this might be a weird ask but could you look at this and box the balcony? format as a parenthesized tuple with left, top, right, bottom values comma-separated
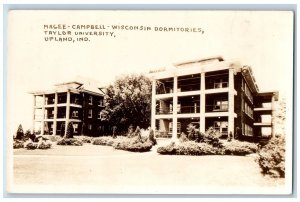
(178, 106, 200, 114)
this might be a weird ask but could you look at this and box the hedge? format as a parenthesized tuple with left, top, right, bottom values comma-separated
(257, 136, 285, 178)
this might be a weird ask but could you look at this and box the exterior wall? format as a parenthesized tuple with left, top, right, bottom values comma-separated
(32, 90, 105, 137)
(150, 58, 277, 142)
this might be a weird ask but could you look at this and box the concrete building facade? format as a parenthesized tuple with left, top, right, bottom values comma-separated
(30, 81, 105, 136)
(150, 56, 278, 141)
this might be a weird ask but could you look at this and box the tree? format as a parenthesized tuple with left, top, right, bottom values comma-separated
(102, 74, 152, 133)
(273, 99, 286, 137)
(65, 122, 74, 138)
(16, 124, 24, 140)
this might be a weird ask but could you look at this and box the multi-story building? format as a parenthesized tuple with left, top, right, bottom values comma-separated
(150, 56, 278, 141)
(30, 80, 105, 136)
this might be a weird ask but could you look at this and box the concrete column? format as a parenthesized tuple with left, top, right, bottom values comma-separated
(271, 95, 276, 137)
(151, 80, 156, 131)
(200, 72, 206, 133)
(228, 68, 235, 137)
(53, 92, 58, 135)
(172, 75, 178, 140)
(64, 90, 71, 136)
(32, 95, 36, 134)
(41, 94, 45, 135)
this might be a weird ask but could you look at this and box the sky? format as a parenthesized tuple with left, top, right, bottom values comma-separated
(6, 10, 294, 134)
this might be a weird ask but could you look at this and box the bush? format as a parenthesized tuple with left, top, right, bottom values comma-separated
(13, 140, 24, 149)
(157, 142, 177, 155)
(202, 127, 222, 147)
(257, 136, 285, 178)
(43, 135, 62, 142)
(37, 141, 52, 149)
(92, 136, 125, 146)
(179, 132, 189, 143)
(113, 137, 153, 152)
(222, 140, 258, 156)
(25, 142, 38, 150)
(157, 141, 220, 156)
(57, 138, 83, 146)
(75, 136, 93, 143)
(148, 129, 157, 145)
(66, 122, 74, 138)
(15, 124, 24, 140)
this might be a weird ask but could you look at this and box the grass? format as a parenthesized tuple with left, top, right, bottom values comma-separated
(12, 144, 284, 194)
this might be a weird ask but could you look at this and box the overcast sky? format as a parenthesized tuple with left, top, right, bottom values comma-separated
(7, 11, 294, 133)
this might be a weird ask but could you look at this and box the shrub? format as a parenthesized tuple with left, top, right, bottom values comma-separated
(13, 140, 24, 149)
(113, 136, 152, 152)
(203, 127, 223, 147)
(92, 136, 125, 146)
(25, 142, 38, 150)
(148, 129, 157, 145)
(37, 141, 52, 149)
(157, 142, 177, 155)
(127, 125, 135, 138)
(75, 136, 93, 143)
(66, 122, 74, 138)
(57, 138, 83, 146)
(157, 141, 220, 156)
(15, 124, 24, 140)
(179, 132, 189, 143)
(222, 140, 258, 156)
(257, 136, 285, 178)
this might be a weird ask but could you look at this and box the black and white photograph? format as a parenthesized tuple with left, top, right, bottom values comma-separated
(6, 10, 294, 195)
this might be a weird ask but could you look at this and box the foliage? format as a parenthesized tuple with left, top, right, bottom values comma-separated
(257, 136, 285, 178)
(127, 125, 135, 137)
(148, 129, 157, 145)
(222, 140, 258, 156)
(43, 135, 62, 142)
(16, 124, 24, 140)
(113, 136, 153, 152)
(203, 127, 223, 147)
(25, 142, 38, 150)
(179, 132, 189, 143)
(92, 136, 125, 146)
(102, 74, 152, 132)
(112, 126, 117, 138)
(186, 125, 222, 147)
(57, 138, 83, 146)
(13, 140, 24, 149)
(157, 141, 220, 156)
(157, 142, 177, 155)
(37, 141, 52, 149)
(66, 122, 74, 138)
(75, 136, 93, 143)
(23, 139, 52, 150)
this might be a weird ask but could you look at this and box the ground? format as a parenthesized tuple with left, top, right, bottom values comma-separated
(11, 143, 285, 194)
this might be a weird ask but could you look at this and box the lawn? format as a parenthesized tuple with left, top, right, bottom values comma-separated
(11, 143, 285, 194)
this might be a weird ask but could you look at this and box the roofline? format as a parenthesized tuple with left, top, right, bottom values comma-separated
(174, 56, 224, 67)
(54, 81, 83, 86)
(29, 88, 104, 96)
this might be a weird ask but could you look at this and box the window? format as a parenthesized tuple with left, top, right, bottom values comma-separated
(214, 78, 228, 89)
(98, 99, 103, 106)
(244, 102, 253, 119)
(88, 124, 92, 130)
(72, 111, 78, 118)
(88, 109, 92, 118)
(213, 121, 228, 135)
(213, 100, 228, 111)
(244, 124, 253, 136)
(245, 84, 253, 103)
(98, 111, 101, 119)
(169, 122, 181, 134)
(88, 96, 93, 105)
(74, 97, 79, 104)
(73, 123, 78, 133)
